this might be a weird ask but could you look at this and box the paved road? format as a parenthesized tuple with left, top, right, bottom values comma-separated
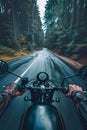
(0, 49, 87, 130)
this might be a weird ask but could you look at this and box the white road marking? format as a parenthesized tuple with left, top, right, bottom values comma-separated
(14, 59, 37, 83)
(14, 51, 50, 84)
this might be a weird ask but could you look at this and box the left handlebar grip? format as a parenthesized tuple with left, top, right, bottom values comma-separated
(21, 77, 29, 86)
(17, 85, 25, 92)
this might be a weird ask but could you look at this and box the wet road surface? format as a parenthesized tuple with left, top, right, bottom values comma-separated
(0, 49, 87, 130)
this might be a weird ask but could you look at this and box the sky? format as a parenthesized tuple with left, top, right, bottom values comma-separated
(37, 0, 47, 25)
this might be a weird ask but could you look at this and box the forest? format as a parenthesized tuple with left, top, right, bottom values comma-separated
(44, 0, 87, 63)
(0, 0, 44, 59)
(0, 0, 87, 63)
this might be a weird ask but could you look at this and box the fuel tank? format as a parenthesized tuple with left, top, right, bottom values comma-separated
(20, 104, 65, 130)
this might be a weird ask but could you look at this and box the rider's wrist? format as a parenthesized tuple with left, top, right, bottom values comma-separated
(0, 91, 12, 103)
(1, 90, 13, 97)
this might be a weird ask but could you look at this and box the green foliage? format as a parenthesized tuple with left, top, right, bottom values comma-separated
(64, 43, 76, 55)
(0, 0, 44, 52)
(44, 0, 87, 58)
(71, 54, 81, 60)
(73, 44, 87, 56)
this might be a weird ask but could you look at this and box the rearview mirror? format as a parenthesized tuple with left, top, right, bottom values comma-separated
(79, 65, 87, 80)
(0, 60, 8, 74)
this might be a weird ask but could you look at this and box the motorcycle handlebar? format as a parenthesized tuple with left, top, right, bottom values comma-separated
(17, 77, 69, 94)
(18, 84, 69, 94)
(16, 76, 70, 94)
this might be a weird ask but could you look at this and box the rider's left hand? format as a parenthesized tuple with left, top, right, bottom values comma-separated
(3, 83, 25, 97)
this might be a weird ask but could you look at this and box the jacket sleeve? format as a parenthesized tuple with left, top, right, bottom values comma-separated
(0, 91, 12, 116)
(71, 90, 87, 128)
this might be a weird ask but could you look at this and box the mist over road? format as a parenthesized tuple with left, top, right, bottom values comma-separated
(0, 49, 87, 130)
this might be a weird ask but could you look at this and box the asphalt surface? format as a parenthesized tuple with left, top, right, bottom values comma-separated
(0, 49, 87, 130)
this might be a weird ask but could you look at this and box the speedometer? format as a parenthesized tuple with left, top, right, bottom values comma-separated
(37, 72, 49, 82)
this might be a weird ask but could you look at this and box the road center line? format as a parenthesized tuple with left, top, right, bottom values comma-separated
(14, 59, 37, 83)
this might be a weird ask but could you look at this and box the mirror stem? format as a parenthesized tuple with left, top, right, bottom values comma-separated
(63, 74, 79, 79)
(8, 70, 22, 79)
(61, 73, 79, 87)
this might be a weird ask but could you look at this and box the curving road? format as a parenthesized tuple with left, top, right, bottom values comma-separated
(0, 49, 87, 130)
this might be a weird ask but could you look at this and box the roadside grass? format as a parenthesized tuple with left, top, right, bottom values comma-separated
(71, 43, 87, 64)
(55, 43, 87, 65)
(0, 45, 27, 61)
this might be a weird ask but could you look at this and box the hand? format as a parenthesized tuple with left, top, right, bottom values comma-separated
(66, 84, 83, 96)
(3, 83, 25, 97)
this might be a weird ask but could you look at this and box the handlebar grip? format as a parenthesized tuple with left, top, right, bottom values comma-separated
(21, 77, 29, 86)
(17, 85, 25, 92)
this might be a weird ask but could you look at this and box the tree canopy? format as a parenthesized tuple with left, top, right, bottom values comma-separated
(44, 0, 87, 58)
(0, 0, 44, 50)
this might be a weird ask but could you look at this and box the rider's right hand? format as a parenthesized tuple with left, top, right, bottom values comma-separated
(66, 84, 83, 96)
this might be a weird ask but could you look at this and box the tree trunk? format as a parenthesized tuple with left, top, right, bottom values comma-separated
(70, 0, 77, 39)
(11, 1, 17, 41)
